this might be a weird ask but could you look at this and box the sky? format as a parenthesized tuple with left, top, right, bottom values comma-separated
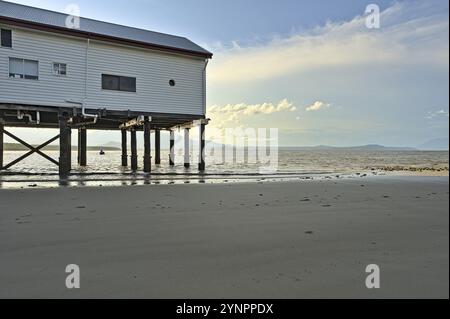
(4, 0, 450, 147)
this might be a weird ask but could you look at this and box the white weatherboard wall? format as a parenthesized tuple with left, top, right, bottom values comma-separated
(0, 25, 206, 116)
(0, 25, 86, 107)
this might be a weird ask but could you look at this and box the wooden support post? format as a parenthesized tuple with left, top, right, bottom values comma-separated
(184, 128, 190, 168)
(169, 130, 175, 166)
(155, 129, 161, 165)
(199, 123, 206, 171)
(121, 129, 128, 167)
(143, 117, 151, 173)
(78, 128, 87, 166)
(0, 122, 3, 170)
(59, 115, 72, 176)
(130, 129, 138, 171)
(77, 128, 81, 164)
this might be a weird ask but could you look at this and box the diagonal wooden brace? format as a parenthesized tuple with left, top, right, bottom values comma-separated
(2, 129, 60, 170)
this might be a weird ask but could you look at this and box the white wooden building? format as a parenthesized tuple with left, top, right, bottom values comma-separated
(0, 1, 212, 174)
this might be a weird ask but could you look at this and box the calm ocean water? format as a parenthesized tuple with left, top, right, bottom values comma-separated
(0, 149, 448, 188)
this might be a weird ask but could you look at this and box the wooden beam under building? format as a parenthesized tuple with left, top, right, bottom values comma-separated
(119, 116, 148, 130)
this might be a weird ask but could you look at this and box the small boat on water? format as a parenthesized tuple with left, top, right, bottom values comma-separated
(99, 148, 106, 155)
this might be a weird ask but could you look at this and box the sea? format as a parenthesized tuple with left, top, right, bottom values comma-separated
(0, 150, 448, 189)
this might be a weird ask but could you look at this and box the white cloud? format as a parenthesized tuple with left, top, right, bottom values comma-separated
(306, 101, 331, 112)
(208, 1, 449, 85)
(426, 109, 449, 119)
(207, 99, 297, 128)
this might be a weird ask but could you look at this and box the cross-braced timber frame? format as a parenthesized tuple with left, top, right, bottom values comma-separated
(0, 129, 60, 170)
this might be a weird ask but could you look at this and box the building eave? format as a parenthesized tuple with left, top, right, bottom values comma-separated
(0, 16, 213, 59)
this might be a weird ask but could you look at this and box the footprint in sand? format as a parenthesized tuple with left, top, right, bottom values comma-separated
(15, 218, 30, 224)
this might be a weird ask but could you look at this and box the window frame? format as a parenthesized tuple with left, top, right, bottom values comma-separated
(1, 29, 12, 48)
(101, 74, 136, 93)
(53, 62, 67, 76)
(8, 57, 39, 80)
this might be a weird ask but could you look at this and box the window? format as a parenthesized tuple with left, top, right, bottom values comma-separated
(102, 74, 136, 92)
(9, 58, 39, 80)
(120, 76, 136, 92)
(1, 29, 12, 48)
(53, 63, 67, 76)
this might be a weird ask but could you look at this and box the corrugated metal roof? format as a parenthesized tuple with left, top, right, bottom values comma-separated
(0, 0, 212, 58)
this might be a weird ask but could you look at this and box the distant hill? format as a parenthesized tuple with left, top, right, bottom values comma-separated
(281, 144, 417, 151)
(417, 138, 449, 151)
(3, 143, 120, 151)
(104, 141, 122, 149)
(348, 144, 417, 151)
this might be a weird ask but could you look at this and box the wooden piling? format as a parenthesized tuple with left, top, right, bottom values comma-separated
(0, 122, 3, 170)
(130, 129, 138, 171)
(155, 129, 161, 165)
(199, 124, 206, 171)
(169, 130, 175, 166)
(78, 128, 87, 166)
(121, 129, 128, 167)
(59, 115, 72, 176)
(77, 128, 80, 164)
(143, 117, 151, 173)
(184, 128, 190, 168)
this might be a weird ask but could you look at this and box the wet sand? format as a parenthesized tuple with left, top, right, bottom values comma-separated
(0, 176, 448, 298)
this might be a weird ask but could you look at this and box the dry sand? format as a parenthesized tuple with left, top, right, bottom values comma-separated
(0, 176, 448, 299)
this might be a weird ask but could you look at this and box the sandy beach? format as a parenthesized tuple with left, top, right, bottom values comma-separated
(0, 176, 448, 299)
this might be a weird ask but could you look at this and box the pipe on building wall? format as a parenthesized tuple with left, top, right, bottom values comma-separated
(17, 110, 40, 124)
(65, 100, 98, 124)
(64, 38, 98, 122)
(81, 38, 99, 121)
(84, 38, 90, 106)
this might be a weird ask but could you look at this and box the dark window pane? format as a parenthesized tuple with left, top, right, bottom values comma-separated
(24, 75, 39, 80)
(102, 74, 120, 90)
(53, 63, 67, 76)
(1, 29, 12, 48)
(120, 76, 136, 92)
(60, 64, 67, 75)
